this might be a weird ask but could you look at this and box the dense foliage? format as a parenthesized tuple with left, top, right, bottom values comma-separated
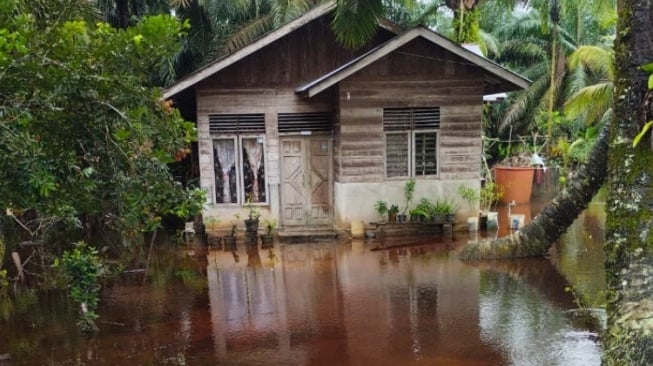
(0, 0, 203, 248)
(55, 242, 103, 333)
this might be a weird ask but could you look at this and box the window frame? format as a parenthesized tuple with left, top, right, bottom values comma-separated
(383, 108, 440, 179)
(412, 129, 439, 178)
(212, 134, 268, 206)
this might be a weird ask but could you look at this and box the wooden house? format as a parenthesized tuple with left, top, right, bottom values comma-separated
(163, 1, 530, 234)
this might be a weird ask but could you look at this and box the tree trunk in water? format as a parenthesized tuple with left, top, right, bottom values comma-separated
(602, 1, 653, 364)
(459, 123, 609, 261)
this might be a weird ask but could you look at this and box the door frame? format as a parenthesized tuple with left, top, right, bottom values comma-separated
(279, 134, 333, 227)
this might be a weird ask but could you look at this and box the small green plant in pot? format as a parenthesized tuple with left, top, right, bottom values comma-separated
(388, 204, 399, 223)
(458, 185, 479, 218)
(413, 198, 434, 223)
(374, 200, 388, 223)
(440, 198, 458, 222)
(400, 179, 416, 222)
(243, 195, 261, 233)
(260, 218, 276, 248)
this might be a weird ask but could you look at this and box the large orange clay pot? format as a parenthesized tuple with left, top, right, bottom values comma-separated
(494, 166, 536, 204)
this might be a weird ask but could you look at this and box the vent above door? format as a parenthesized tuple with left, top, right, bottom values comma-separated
(278, 112, 332, 133)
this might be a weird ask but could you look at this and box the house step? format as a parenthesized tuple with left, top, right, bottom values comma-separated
(276, 226, 338, 244)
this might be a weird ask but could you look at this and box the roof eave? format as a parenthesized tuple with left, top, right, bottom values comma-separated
(296, 27, 531, 98)
(163, 1, 338, 99)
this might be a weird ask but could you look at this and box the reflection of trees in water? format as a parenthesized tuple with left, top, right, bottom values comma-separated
(478, 269, 602, 366)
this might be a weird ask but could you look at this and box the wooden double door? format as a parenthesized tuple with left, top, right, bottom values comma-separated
(280, 136, 333, 227)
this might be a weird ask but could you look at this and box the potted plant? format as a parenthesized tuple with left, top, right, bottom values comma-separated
(388, 204, 399, 223)
(243, 195, 261, 233)
(479, 180, 503, 230)
(399, 179, 416, 223)
(440, 199, 458, 223)
(413, 198, 434, 223)
(260, 218, 276, 248)
(374, 200, 388, 223)
(493, 137, 543, 204)
(432, 199, 446, 223)
(458, 185, 480, 231)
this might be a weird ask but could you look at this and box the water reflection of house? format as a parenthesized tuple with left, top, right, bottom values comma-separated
(207, 243, 502, 364)
(164, 1, 529, 233)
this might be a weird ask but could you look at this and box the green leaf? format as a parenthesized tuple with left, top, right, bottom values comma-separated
(641, 62, 653, 73)
(633, 121, 653, 147)
(648, 74, 653, 90)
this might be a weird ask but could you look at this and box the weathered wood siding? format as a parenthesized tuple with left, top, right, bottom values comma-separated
(197, 16, 395, 89)
(335, 38, 484, 183)
(196, 89, 333, 190)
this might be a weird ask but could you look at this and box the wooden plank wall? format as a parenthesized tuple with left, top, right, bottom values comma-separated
(334, 38, 485, 183)
(196, 88, 334, 190)
(197, 16, 395, 89)
(336, 79, 483, 183)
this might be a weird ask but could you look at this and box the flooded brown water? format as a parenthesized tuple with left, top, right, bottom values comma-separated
(0, 201, 606, 365)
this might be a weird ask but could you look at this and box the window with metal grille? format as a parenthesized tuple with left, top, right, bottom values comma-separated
(213, 136, 267, 205)
(209, 113, 265, 134)
(278, 112, 332, 133)
(383, 107, 439, 178)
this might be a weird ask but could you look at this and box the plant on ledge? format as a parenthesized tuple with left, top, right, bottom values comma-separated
(480, 181, 503, 216)
(374, 200, 388, 223)
(400, 179, 416, 222)
(260, 218, 276, 248)
(388, 204, 399, 223)
(243, 195, 261, 232)
(458, 185, 480, 218)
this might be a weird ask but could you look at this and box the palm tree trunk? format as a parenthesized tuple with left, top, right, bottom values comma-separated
(459, 122, 609, 260)
(602, 0, 653, 364)
(116, 0, 130, 29)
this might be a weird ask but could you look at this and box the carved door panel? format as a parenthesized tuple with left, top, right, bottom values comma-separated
(280, 137, 332, 227)
(308, 138, 331, 225)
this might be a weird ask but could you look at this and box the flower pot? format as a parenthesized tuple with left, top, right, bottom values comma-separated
(479, 214, 488, 231)
(244, 218, 259, 233)
(467, 217, 479, 232)
(486, 211, 499, 231)
(445, 214, 456, 223)
(494, 166, 536, 204)
(432, 213, 444, 223)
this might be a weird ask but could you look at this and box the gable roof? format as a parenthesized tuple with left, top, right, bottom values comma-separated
(295, 27, 530, 98)
(163, 2, 529, 100)
(163, 2, 338, 99)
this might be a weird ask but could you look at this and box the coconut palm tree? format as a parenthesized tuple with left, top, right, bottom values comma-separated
(482, 0, 615, 157)
(93, 0, 318, 84)
(564, 44, 614, 128)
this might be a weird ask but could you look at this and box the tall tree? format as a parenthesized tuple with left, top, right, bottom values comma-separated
(0, 0, 203, 249)
(602, 0, 653, 363)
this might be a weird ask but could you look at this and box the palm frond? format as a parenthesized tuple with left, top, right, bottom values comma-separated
(564, 81, 613, 126)
(271, 0, 311, 26)
(332, 0, 384, 50)
(567, 45, 614, 81)
(499, 73, 551, 134)
(479, 29, 499, 58)
(222, 14, 274, 54)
